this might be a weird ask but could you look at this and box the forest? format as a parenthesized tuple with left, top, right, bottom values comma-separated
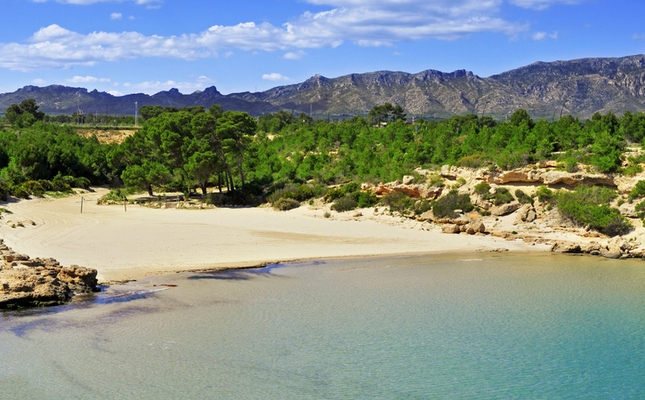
(2, 98, 645, 236)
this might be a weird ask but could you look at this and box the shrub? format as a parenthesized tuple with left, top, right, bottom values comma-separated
(11, 185, 31, 199)
(413, 200, 432, 215)
(22, 180, 45, 197)
(331, 195, 357, 212)
(636, 201, 645, 220)
(536, 185, 555, 203)
(427, 174, 445, 188)
(457, 154, 486, 168)
(557, 185, 630, 237)
(410, 172, 426, 184)
(356, 191, 379, 208)
(52, 175, 72, 192)
(38, 180, 54, 191)
(324, 182, 360, 202)
(623, 163, 643, 177)
(75, 177, 91, 189)
(98, 188, 129, 203)
(432, 190, 474, 219)
(629, 180, 645, 200)
(473, 182, 491, 196)
(381, 190, 413, 214)
(515, 189, 533, 205)
(272, 197, 300, 211)
(491, 187, 514, 206)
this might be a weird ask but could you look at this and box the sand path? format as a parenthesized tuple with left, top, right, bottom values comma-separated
(0, 189, 546, 282)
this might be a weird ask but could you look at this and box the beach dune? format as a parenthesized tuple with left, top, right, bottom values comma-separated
(0, 189, 543, 282)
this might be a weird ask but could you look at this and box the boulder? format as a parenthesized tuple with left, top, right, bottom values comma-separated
(490, 201, 521, 216)
(463, 220, 486, 235)
(550, 241, 581, 253)
(0, 240, 99, 309)
(401, 175, 415, 185)
(600, 237, 630, 259)
(619, 203, 638, 218)
(442, 224, 461, 234)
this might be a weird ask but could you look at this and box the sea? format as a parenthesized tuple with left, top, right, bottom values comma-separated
(1, 252, 645, 399)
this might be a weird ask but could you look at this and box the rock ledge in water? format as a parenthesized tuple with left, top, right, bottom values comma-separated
(0, 240, 99, 309)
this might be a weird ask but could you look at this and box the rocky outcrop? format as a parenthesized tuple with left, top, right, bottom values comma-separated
(440, 218, 486, 235)
(549, 237, 638, 259)
(487, 168, 615, 187)
(515, 204, 537, 223)
(0, 240, 99, 309)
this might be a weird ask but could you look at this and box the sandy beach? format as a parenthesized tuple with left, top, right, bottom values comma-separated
(0, 189, 550, 282)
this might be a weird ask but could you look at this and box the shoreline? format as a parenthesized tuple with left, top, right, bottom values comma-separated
(0, 188, 550, 283)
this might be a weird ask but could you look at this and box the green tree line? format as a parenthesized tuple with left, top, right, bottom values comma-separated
(3, 98, 645, 202)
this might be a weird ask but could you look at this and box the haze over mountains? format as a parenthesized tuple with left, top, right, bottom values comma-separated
(3, 55, 645, 121)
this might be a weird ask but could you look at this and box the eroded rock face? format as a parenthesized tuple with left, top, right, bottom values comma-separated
(0, 242, 99, 309)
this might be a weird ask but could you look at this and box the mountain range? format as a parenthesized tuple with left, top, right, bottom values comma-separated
(3, 54, 645, 121)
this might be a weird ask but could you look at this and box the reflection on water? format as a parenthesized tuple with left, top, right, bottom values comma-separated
(1, 253, 645, 399)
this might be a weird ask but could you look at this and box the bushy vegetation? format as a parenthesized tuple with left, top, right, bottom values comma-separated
(432, 190, 474, 219)
(556, 185, 631, 236)
(536, 185, 555, 203)
(272, 197, 301, 211)
(381, 191, 414, 214)
(2, 98, 645, 243)
(330, 195, 358, 212)
(473, 182, 515, 205)
(515, 189, 533, 205)
(629, 180, 645, 200)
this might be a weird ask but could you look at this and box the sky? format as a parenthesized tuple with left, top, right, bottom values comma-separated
(1, 0, 645, 96)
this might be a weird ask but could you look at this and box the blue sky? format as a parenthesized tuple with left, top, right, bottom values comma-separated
(1, 0, 644, 96)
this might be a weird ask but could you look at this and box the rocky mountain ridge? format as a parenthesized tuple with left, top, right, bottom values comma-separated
(2, 54, 645, 120)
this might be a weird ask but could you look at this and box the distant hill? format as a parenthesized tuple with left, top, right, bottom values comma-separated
(3, 54, 645, 120)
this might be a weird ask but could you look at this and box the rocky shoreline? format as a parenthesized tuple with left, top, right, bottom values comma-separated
(367, 163, 645, 260)
(0, 239, 99, 309)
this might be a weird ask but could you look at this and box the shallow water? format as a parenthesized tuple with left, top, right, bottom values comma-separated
(1, 253, 645, 399)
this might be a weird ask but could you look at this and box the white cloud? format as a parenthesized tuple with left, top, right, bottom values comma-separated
(3, 0, 587, 71)
(121, 76, 214, 94)
(66, 75, 111, 83)
(532, 31, 558, 40)
(107, 89, 124, 96)
(111, 13, 122, 20)
(284, 50, 306, 60)
(508, 0, 585, 10)
(32, 78, 47, 85)
(262, 73, 291, 81)
(35, 0, 162, 5)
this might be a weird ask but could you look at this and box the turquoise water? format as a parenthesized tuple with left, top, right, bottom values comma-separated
(1, 253, 645, 399)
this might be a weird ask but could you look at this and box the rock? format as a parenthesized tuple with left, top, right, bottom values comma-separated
(551, 241, 582, 253)
(470, 192, 491, 210)
(490, 201, 521, 216)
(619, 203, 638, 218)
(57, 265, 99, 294)
(0, 241, 99, 309)
(542, 171, 614, 187)
(487, 167, 614, 187)
(580, 241, 602, 254)
(526, 210, 537, 222)
(416, 210, 435, 222)
(402, 175, 415, 185)
(425, 186, 444, 200)
(514, 204, 532, 223)
(442, 224, 461, 234)
(600, 237, 630, 259)
(463, 220, 486, 235)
